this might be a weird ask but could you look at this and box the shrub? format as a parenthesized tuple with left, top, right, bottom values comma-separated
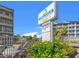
(27, 39, 76, 58)
(61, 47, 76, 57)
(27, 41, 52, 57)
(64, 40, 79, 44)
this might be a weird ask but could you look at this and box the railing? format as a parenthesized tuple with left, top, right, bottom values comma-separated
(0, 14, 13, 20)
(0, 36, 13, 58)
(0, 22, 13, 27)
(68, 24, 75, 26)
(67, 32, 75, 34)
(13, 39, 35, 58)
(76, 28, 79, 30)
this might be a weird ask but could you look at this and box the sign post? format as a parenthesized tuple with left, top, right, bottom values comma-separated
(50, 21, 53, 41)
(38, 2, 57, 41)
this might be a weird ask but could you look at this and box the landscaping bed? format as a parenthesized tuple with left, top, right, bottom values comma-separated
(26, 39, 76, 58)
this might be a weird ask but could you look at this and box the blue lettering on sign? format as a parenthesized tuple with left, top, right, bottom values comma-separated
(39, 9, 53, 20)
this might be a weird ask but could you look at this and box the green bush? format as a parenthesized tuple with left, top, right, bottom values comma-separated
(27, 39, 76, 58)
(27, 41, 52, 57)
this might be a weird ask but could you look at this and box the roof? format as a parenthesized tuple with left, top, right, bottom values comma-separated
(53, 21, 79, 25)
(0, 5, 14, 12)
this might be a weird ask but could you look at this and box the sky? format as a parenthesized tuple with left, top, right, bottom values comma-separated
(0, 1, 79, 35)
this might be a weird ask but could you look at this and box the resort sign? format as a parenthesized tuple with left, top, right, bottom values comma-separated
(38, 2, 56, 25)
(38, 2, 57, 41)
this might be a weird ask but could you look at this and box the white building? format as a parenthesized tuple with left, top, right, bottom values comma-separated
(53, 21, 79, 40)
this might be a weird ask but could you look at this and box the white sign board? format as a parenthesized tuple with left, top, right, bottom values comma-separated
(41, 22, 51, 41)
(42, 22, 50, 33)
(38, 2, 56, 25)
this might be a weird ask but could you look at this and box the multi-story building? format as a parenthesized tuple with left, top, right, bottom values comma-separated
(0, 5, 13, 45)
(53, 21, 79, 40)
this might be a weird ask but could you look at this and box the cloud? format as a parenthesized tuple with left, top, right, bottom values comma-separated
(22, 32, 38, 37)
(37, 34, 42, 38)
(22, 32, 42, 38)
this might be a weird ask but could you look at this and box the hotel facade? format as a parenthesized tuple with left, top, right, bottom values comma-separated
(53, 21, 79, 40)
(0, 5, 13, 45)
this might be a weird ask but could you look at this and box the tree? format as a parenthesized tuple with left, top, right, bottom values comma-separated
(13, 34, 21, 44)
(27, 36, 32, 40)
(53, 27, 67, 40)
(32, 35, 39, 41)
(22, 35, 39, 41)
(22, 36, 27, 38)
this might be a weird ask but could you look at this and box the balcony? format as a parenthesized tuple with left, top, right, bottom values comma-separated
(67, 32, 75, 34)
(76, 24, 79, 26)
(0, 14, 13, 20)
(0, 22, 13, 27)
(53, 27, 57, 29)
(0, 31, 13, 34)
(68, 28, 76, 30)
(76, 32, 79, 34)
(76, 25, 79, 26)
(76, 28, 79, 30)
(62, 26, 67, 27)
(57, 26, 62, 27)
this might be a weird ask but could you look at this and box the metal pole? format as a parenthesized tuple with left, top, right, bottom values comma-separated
(50, 21, 53, 41)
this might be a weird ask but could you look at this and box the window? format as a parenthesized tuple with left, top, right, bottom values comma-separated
(76, 26, 79, 29)
(0, 18, 12, 24)
(5, 20, 9, 24)
(0, 26, 2, 31)
(5, 27, 12, 32)
(0, 18, 2, 22)
(0, 10, 10, 16)
(69, 26, 74, 28)
(5, 12, 9, 16)
(0, 18, 5, 23)
(69, 34, 74, 37)
(0, 10, 3, 14)
(69, 30, 74, 32)
(5, 19, 12, 24)
(77, 30, 79, 32)
(2, 19, 5, 23)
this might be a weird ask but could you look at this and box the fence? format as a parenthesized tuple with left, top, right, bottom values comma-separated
(0, 36, 13, 58)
